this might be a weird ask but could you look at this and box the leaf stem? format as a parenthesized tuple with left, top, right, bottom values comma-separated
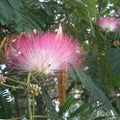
(7, 77, 26, 86)
(2, 83, 22, 89)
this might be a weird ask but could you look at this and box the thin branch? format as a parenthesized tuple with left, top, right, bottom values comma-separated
(98, 0, 103, 14)
(66, 81, 75, 96)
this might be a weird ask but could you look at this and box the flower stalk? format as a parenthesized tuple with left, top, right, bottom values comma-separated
(27, 72, 32, 120)
(32, 95, 35, 120)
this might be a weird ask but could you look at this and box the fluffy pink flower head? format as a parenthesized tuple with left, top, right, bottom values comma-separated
(97, 17, 119, 32)
(5, 31, 82, 74)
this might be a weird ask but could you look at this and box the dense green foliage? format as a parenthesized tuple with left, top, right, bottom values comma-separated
(0, 88, 13, 119)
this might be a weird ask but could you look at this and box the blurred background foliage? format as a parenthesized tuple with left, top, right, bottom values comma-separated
(0, 0, 120, 119)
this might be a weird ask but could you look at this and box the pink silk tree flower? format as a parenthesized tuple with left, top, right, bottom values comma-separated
(4, 31, 82, 74)
(97, 17, 119, 32)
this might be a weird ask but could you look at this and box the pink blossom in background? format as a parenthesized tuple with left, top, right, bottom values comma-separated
(97, 17, 119, 32)
(5, 32, 82, 74)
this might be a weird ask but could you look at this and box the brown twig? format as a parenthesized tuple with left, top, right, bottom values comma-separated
(98, 0, 103, 14)
(66, 81, 75, 96)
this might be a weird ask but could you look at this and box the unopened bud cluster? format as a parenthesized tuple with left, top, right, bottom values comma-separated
(25, 83, 42, 97)
(0, 75, 6, 84)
